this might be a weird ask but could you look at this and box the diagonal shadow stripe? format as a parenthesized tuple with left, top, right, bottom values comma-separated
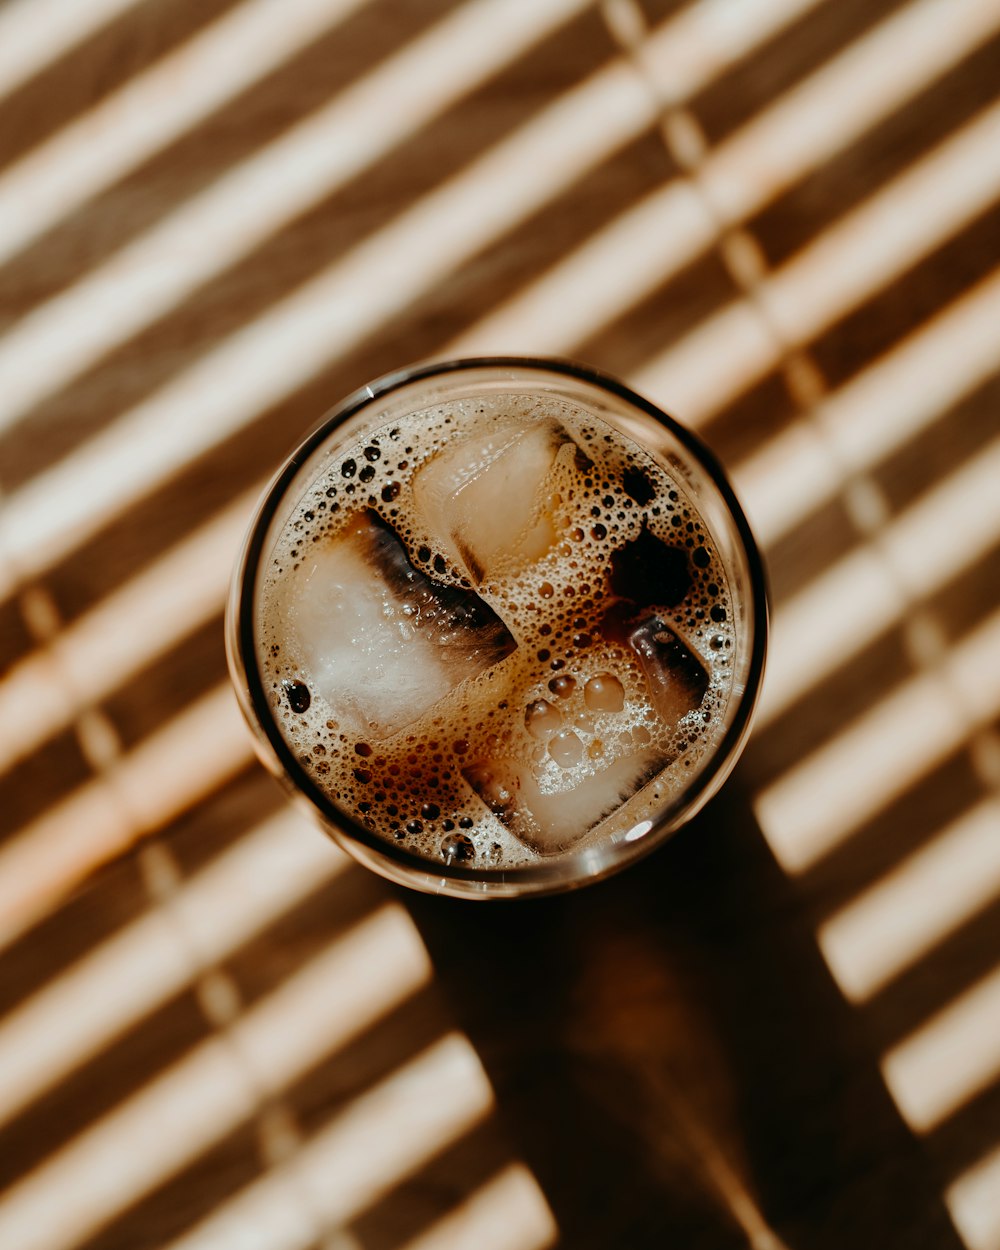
(0, 0, 598, 440)
(0, 2, 621, 491)
(0, 0, 245, 179)
(0, 0, 150, 104)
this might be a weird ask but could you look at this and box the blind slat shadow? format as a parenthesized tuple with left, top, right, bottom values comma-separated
(16, 127, 671, 625)
(0, 729, 93, 843)
(76, 984, 456, 1250)
(929, 1078, 1000, 1188)
(809, 202, 1000, 393)
(689, 0, 912, 148)
(0, 0, 244, 178)
(1, 0, 998, 1244)
(1, 0, 990, 622)
(0, 0, 598, 465)
(751, 27, 1000, 268)
(0, 0, 463, 314)
(0, 986, 212, 1194)
(799, 745, 988, 919)
(0, 69, 662, 498)
(345, 1121, 516, 1250)
(864, 895, 1000, 1055)
(0, 768, 282, 1019)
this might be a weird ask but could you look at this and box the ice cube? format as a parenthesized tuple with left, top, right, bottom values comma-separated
(626, 616, 709, 726)
(278, 511, 515, 737)
(463, 749, 665, 855)
(412, 418, 569, 582)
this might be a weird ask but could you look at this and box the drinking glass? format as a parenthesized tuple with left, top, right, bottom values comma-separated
(226, 357, 768, 898)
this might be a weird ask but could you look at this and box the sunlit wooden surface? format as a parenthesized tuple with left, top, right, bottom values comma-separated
(1, 1, 998, 1247)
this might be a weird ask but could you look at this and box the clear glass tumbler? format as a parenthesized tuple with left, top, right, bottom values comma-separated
(226, 358, 768, 898)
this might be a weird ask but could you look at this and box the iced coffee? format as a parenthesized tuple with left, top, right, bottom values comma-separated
(228, 360, 766, 897)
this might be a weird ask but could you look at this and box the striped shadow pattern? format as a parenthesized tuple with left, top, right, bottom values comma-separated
(0, 0, 998, 1246)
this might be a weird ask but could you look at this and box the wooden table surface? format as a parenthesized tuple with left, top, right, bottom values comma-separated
(1, 1, 999, 1247)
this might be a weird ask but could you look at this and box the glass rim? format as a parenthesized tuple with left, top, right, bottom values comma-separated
(229, 355, 769, 897)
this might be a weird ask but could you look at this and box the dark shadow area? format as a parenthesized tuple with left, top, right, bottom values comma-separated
(0, 0, 244, 178)
(752, 29, 1000, 269)
(0, 1, 614, 487)
(402, 779, 964, 1249)
(691, 0, 913, 148)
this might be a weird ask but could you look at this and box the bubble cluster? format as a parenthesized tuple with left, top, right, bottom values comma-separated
(258, 395, 737, 867)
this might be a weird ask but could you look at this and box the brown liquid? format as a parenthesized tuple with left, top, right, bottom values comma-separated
(258, 395, 736, 867)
